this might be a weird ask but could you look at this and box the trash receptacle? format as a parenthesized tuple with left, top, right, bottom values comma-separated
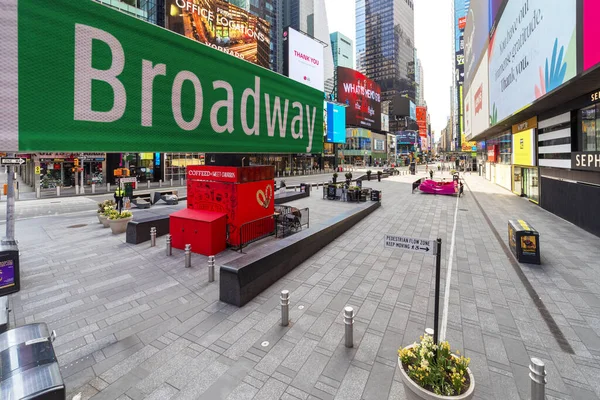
(0, 323, 65, 399)
(300, 183, 310, 194)
(370, 190, 381, 202)
(508, 220, 540, 264)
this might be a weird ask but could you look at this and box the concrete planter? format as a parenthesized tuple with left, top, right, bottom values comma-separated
(398, 345, 475, 400)
(108, 217, 133, 234)
(97, 213, 106, 224)
(99, 214, 110, 228)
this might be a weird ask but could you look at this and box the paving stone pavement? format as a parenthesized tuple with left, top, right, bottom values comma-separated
(6, 171, 600, 400)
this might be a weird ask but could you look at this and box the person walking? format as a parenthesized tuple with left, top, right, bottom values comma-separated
(114, 186, 125, 213)
(429, 169, 434, 180)
(459, 181, 464, 197)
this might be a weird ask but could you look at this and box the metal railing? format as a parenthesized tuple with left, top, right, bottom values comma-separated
(229, 215, 276, 252)
(276, 207, 309, 238)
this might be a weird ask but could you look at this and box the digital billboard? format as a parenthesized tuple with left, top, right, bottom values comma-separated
(396, 131, 418, 145)
(470, 49, 490, 139)
(166, 0, 271, 68)
(584, 0, 600, 71)
(410, 101, 417, 120)
(325, 102, 346, 144)
(3, 0, 323, 154)
(416, 106, 428, 138)
(464, 0, 489, 90)
(284, 27, 325, 91)
(489, 0, 576, 125)
(337, 67, 382, 131)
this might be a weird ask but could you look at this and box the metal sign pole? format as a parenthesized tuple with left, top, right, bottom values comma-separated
(433, 238, 442, 347)
(3, 153, 17, 245)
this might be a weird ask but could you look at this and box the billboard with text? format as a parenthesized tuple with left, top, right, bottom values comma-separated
(488, 0, 576, 125)
(284, 27, 325, 91)
(337, 67, 382, 131)
(166, 0, 271, 68)
(584, 0, 600, 71)
(0, 0, 323, 153)
(325, 102, 346, 144)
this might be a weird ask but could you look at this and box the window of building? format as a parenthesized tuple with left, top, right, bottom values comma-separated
(579, 104, 600, 151)
(487, 132, 512, 164)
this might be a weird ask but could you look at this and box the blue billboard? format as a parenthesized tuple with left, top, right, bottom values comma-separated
(396, 131, 417, 145)
(409, 101, 417, 121)
(326, 102, 346, 144)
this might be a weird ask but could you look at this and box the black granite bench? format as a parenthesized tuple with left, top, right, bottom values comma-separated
(220, 201, 381, 306)
(274, 190, 309, 204)
(126, 215, 170, 244)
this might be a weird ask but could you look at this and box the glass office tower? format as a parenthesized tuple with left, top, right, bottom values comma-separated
(358, 0, 416, 132)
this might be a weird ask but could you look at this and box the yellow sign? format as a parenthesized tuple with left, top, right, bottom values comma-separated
(512, 129, 535, 166)
(518, 220, 531, 230)
(35, 166, 41, 174)
(521, 235, 537, 253)
(512, 116, 537, 134)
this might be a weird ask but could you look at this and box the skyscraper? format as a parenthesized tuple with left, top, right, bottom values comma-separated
(415, 57, 425, 106)
(330, 32, 354, 69)
(358, 0, 416, 133)
(284, 0, 335, 94)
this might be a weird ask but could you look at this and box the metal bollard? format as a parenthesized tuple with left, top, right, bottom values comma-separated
(147, 181, 151, 189)
(75, 185, 80, 195)
(150, 227, 156, 247)
(344, 306, 354, 348)
(180, 177, 184, 186)
(81, 185, 85, 194)
(107, 183, 111, 193)
(56, 186, 60, 196)
(184, 244, 192, 268)
(166, 234, 172, 256)
(280, 290, 289, 326)
(92, 183, 96, 194)
(170, 178, 173, 186)
(159, 180, 162, 188)
(208, 255, 215, 282)
(529, 358, 546, 400)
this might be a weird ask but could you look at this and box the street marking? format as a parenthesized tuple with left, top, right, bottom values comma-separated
(440, 191, 460, 342)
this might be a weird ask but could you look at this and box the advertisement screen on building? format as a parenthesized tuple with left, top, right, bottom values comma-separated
(584, 0, 600, 71)
(416, 106, 427, 137)
(337, 67, 382, 131)
(283, 27, 325, 91)
(396, 131, 417, 145)
(469, 49, 490, 139)
(464, 0, 489, 89)
(166, 0, 271, 68)
(489, 0, 576, 126)
(381, 114, 390, 132)
(512, 129, 536, 166)
(325, 102, 346, 144)
(464, 87, 472, 140)
(410, 101, 417, 120)
(4, 0, 323, 154)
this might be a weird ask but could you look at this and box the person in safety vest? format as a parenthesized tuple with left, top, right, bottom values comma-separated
(114, 186, 125, 213)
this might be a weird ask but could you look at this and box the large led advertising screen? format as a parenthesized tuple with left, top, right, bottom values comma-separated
(325, 102, 346, 144)
(470, 49, 490, 139)
(284, 27, 325, 91)
(337, 67, 382, 131)
(584, 0, 600, 71)
(464, 0, 489, 90)
(166, 0, 271, 68)
(489, 0, 576, 125)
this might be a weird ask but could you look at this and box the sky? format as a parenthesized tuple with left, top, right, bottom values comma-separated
(325, 0, 453, 137)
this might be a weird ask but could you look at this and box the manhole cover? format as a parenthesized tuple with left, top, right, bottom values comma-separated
(67, 224, 87, 228)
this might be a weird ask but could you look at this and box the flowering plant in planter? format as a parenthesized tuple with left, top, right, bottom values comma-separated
(107, 210, 133, 220)
(98, 200, 116, 214)
(398, 334, 471, 397)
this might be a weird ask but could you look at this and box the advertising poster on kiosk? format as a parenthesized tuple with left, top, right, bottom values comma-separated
(283, 27, 325, 91)
(337, 67, 382, 131)
(166, 0, 271, 68)
(488, 0, 576, 125)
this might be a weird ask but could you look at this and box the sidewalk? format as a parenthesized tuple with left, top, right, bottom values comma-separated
(6, 173, 599, 400)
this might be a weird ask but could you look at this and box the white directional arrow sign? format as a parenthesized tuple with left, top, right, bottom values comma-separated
(1, 157, 25, 165)
(384, 234, 437, 256)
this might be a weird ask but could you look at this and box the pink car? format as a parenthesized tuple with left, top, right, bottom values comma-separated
(419, 179, 458, 196)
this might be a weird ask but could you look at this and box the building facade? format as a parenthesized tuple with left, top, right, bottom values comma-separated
(284, 0, 335, 95)
(358, 0, 416, 133)
(465, 0, 600, 237)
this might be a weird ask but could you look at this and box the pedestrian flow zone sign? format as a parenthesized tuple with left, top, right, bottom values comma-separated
(384, 234, 437, 256)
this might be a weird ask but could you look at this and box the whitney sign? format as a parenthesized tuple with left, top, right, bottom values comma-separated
(0, 0, 323, 154)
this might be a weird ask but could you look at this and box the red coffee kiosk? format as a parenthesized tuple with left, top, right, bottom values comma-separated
(170, 166, 275, 255)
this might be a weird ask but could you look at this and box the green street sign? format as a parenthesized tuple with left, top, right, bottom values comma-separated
(1, 0, 323, 154)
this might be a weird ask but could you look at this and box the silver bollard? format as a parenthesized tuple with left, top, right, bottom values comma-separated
(166, 234, 172, 256)
(147, 181, 151, 189)
(75, 185, 80, 195)
(150, 227, 156, 247)
(280, 290, 289, 326)
(81, 185, 85, 194)
(344, 306, 354, 348)
(159, 180, 162, 187)
(56, 186, 60, 196)
(180, 177, 184, 186)
(107, 183, 111, 193)
(92, 183, 96, 194)
(170, 178, 173, 186)
(529, 358, 546, 400)
(184, 244, 192, 268)
(208, 255, 215, 282)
